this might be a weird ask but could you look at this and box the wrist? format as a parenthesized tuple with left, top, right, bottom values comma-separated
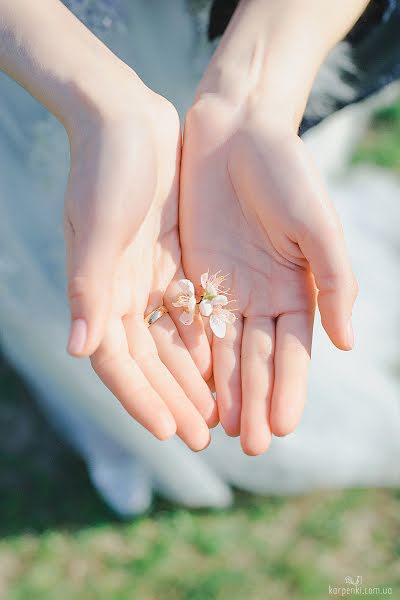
(194, 50, 310, 134)
(0, 0, 152, 138)
(196, 0, 369, 132)
(196, 16, 321, 131)
(60, 58, 149, 138)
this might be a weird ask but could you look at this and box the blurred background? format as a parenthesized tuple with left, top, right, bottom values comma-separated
(0, 89, 399, 600)
(0, 2, 399, 598)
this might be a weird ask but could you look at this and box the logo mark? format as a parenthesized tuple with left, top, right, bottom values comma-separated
(344, 576, 363, 586)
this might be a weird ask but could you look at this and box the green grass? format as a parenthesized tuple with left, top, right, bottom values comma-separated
(352, 97, 400, 170)
(1, 95, 400, 600)
(0, 359, 399, 600)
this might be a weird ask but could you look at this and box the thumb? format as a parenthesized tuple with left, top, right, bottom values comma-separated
(65, 221, 119, 357)
(299, 215, 358, 351)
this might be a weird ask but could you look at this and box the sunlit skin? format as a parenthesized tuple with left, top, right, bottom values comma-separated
(181, 97, 357, 455)
(180, 0, 365, 454)
(0, 0, 368, 452)
(0, 0, 216, 451)
(65, 87, 217, 451)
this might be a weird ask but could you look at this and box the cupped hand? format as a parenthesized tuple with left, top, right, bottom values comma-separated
(180, 96, 358, 455)
(64, 79, 217, 450)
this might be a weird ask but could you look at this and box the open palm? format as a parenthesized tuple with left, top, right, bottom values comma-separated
(65, 88, 216, 451)
(181, 97, 358, 455)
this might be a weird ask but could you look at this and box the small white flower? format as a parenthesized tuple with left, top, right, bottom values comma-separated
(200, 271, 226, 299)
(199, 294, 228, 317)
(210, 306, 236, 339)
(200, 272, 217, 297)
(172, 279, 196, 325)
(199, 272, 235, 338)
(200, 272, 209, 290)
(172, 272, 236, 337)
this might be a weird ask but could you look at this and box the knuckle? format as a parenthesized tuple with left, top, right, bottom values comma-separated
(68, 275, 88, 301)
(156, 325, 180, 344)
(316, 273, 341, 293)
(278, 341, 308, 359)
(216, 337, 241, 352)
(241, 349, 273, 364)
(318, 270, 354, 294)
(90, 352, 120, 376)
(342, 272, 359, 298)
(135, 350, 160, 369)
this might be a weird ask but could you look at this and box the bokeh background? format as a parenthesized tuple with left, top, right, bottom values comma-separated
(0, 93, 399, 600)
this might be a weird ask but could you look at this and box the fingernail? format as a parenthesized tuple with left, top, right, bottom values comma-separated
(346, 319, 354, 349)
(67, 319, 87, 356)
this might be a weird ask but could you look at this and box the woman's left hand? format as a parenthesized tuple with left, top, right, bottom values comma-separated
(180, 95, 358, 455)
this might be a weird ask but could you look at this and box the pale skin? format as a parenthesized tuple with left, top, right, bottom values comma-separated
(66, 91, 218, 450)
(0, 0, 367, 454)
(181, 0, 366, 454)
(0, 0, 216, 451)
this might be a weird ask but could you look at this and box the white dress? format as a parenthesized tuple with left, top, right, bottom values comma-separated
(0, 0, 398, 516)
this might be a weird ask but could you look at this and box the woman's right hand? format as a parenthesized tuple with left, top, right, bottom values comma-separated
(64, 75, 216, 450)
(0, 0, 215, 448)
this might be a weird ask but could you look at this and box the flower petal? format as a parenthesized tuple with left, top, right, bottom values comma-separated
(207, 283, 218, 297)
(179, 311, 194, 325)
(200, 272, 209, 290)
(199, 299, 213, 317)
(172, 298, 185, 308)
(188, 296, 197, 313)
(221, 309, 236, 324)
(210, 314, 227, 338)
(178, 279, 195, 296)
(211, 294, 228, 306)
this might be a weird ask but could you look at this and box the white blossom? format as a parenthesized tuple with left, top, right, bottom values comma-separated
(172, 272, 236, 337)
(199, 294, 228, 317)
(199, 272, 235, 338)
(172, 279, 196, 325)
(210, 307, 236, 338)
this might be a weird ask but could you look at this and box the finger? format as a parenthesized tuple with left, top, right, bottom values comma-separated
(240, 317, 274, 456)
(270, 310, 314, 437)
(124, 315, 211, 451)
(149, 313, 219, 428)
(65, 219, 119, 358)
(207, 374, 215, 394)
(212, 318, 243, 436)
(298, 212, 358, 351)
(91, 318, 176, 441)
(165, 274, 212, 381)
